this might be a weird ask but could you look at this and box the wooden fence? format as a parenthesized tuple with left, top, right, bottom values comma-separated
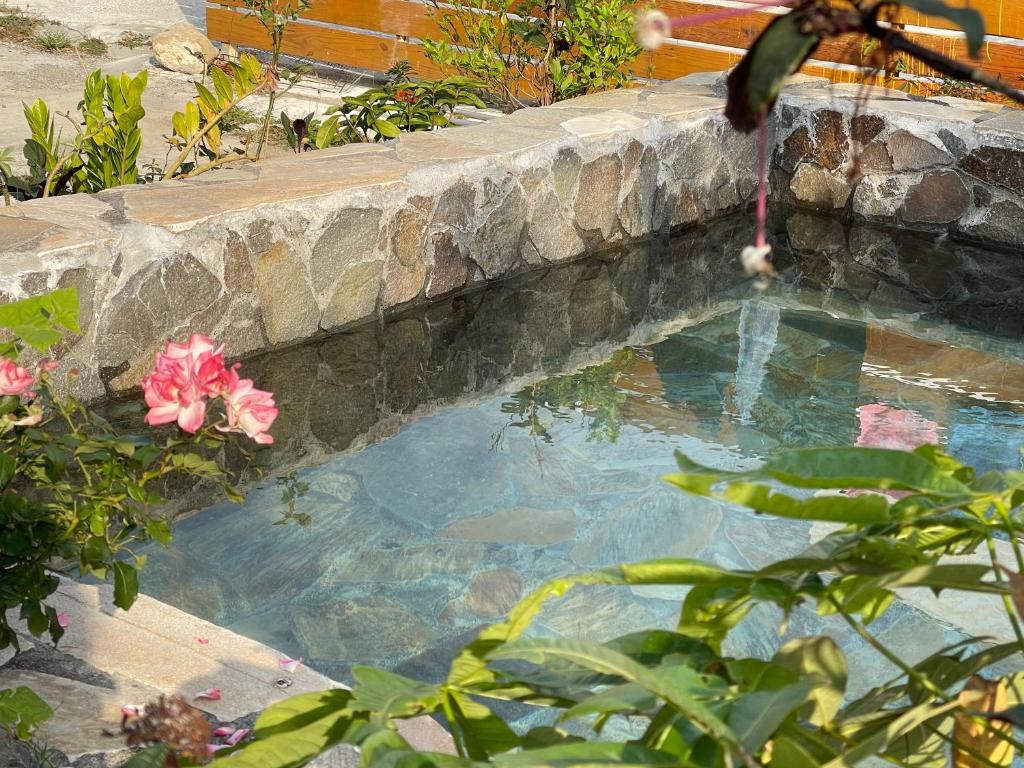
(206, 0, 1024, 89)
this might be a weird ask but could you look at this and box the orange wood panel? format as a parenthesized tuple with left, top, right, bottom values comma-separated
(208, 1, 1024, 89)
(213, 0, 449, 40)
(208, 7, 402, 70)
(655, 2, 1024, 84)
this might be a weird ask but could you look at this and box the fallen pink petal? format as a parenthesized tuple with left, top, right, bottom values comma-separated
(194, 687, 222, 701)
(121, 704, 143, 718)
(195, 637, 210, 645)
(279, 656, 303, 673)
(225, 728, 250, 746)
(212, 725, 236, 737)
(207, 743, 231, 754)
(56, 612, 69, 629)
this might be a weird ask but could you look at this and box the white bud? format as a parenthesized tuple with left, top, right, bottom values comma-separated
(636, 9, 671, 51)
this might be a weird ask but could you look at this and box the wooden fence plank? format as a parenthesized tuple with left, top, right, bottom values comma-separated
(208, 1, 1024, 94)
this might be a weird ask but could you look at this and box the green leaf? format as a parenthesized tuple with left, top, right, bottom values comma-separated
(350, 666, 439, 717)
(0, 288, 80, 352)
(897, 0, 984, 57)
(773, 637, 847, 725)
(720, 482, 891, 524)
(488, 639, 737, 749)
(444, 690, 520, 759)
(374, 118, 401, 138)
(0, 453, 14, 490)
(112, 561, 139, 611)
(728, 678, 815, 753)
(0, 686, 54, 739)
(121, 744, 171, 768)
(493, 742, 680, 766)
(725, 10, 821, 132)
(762, 448, 971, 496)
(221, 690, 357, 767)
(822, 698, 963, 767)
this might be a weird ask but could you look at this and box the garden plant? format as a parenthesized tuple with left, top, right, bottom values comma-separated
(424, 0, 644, 112)
(0, 288, 277, 742)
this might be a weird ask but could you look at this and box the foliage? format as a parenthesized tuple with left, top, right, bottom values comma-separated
(499, 348, 635, 444)
(0, 687, 52, 740)
(0, 144, 13, 205)
(77, 37, 108, 56)
(719, 0, 1022, 132)
(31, 30, 71, 52)
(0, 289, 275, 659)
(0, 5, 41, 44)
(7, 71, 147, 199)
(281, 76, 486, 151)
(328, 76, 486, 143)
(424, 0, 643, 112)
(118, 31, 150, 50)
(163, 53, 267, 179)
(241, 0, 313, 159)
(203, 444, 1024, 767)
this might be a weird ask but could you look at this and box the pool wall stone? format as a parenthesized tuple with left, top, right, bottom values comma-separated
(774, 84, 1024, 247)
(1, 74, 1022, 398)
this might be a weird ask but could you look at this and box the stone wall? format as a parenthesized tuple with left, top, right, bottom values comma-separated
(0, 78, 759, 400)
(3, 74, 1022, 400)
(775, 82, 1024, 248)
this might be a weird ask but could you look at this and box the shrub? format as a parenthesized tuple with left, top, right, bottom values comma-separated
(424, 0, 643, 111)
(183, 444, 1024, 768)
(0, 289, 277, 655)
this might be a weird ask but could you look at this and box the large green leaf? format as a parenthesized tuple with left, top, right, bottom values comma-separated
(0, 288, 80, 353)
(774, 637, 847, 725)
(724, 10, 821, 132)
(350, 666, 439, 717)
(488, 639, 738, 749)
(220, 690, 357, 767)
(493, 742, 681, 767)
(727, 678, 815, 753)
(763, 448, 970, 495)
(448, 561, 744, 687)
(443, 690, 520, 759)
(0, 686, 53, 739)
(112, 561, 138, 611)
(898, 0, 984, 57)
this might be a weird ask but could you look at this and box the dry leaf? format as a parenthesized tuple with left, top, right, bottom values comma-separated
(953, 675, 1013, 768)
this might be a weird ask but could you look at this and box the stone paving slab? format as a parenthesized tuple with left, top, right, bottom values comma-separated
(2, 580, 451, 756)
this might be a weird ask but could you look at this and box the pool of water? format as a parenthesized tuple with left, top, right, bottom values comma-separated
(139, 212, 1024, 710)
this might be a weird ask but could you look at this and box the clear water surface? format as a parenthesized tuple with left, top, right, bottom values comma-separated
(139, 213, 1024, 715)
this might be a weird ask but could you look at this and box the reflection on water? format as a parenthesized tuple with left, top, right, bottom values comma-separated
(139, 212, 1024, 715)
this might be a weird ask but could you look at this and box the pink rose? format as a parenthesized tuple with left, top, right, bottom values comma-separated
(219, 377, 278, 445)
(141, 336, 230, 434)
(0, 358, 36, 396)
(142, 357, 208, 433)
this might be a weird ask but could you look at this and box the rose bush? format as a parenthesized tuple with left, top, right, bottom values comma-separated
(0, 289, 276, 654)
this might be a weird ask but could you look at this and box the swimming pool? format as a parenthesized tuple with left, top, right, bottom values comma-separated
(139, 211, 1024, 714)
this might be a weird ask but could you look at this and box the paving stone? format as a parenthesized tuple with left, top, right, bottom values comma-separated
(790, 163, 852, 210)
(885, 130, 953, 171)
(254, 242, 319, 344)
(960, 144, 1024, 195)
(901, 169, 971, 224)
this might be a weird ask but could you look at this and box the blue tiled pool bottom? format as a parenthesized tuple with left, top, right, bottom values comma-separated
(140, 276, 1024, 704)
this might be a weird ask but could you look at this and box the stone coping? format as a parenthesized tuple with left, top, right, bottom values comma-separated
(1, 580, 451, 759)
(0, 73, 1021, 401)
(0, 74, 762, 400)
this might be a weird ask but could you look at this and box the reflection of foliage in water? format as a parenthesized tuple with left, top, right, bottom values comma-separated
(498, 348, 636, 445)
(275, 473, 311, 526)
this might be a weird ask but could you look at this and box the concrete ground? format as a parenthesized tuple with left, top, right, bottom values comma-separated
(8, 0, 190, 42)
(0, 580, 452, 763)
(0, 0, 370, 174)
